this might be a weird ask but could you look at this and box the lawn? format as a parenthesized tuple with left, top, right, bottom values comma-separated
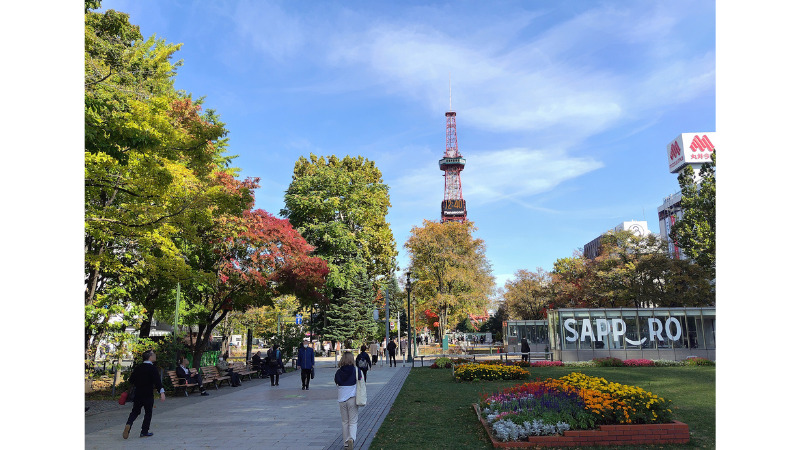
(370, 365, 715, 449)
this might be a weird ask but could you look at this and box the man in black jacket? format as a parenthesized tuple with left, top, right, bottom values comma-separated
(387, 338, 398, 367)
(123, 350, 166, 439)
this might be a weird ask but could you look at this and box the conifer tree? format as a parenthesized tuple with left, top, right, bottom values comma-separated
(324, 270, 378, 348)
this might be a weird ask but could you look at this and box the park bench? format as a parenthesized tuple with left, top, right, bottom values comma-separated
(189, 367, 218, 391)
(501, 352, 554, 362)
(166, 370, 199, 397)
(201, 366, 231, 389)
(229, 361, 257, 381)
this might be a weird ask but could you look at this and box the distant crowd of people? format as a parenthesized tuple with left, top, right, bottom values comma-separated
(122, 336, 416, 447)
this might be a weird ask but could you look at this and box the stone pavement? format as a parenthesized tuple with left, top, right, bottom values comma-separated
(85, 359, 411, 449)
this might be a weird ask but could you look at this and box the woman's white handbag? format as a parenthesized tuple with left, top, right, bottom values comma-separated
(355, 369, 367, 406)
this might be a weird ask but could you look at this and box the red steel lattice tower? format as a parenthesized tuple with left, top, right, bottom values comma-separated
(439, 93, 467, 222)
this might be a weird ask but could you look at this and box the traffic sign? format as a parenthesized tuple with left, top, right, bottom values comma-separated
(295, 314, 302, 325)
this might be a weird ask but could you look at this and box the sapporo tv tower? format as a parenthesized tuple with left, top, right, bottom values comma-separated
(440, 79, 467, 223)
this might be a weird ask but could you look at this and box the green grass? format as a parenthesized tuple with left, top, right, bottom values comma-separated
(370, 366, 715, 449)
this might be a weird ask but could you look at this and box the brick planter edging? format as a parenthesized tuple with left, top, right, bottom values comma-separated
(473, 404, 690, 448)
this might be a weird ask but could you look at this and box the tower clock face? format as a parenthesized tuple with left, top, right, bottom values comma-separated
(629, 225, 643, 236)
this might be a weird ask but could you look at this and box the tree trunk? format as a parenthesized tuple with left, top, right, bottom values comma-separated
(85, 242, 106, 306)
(138, 288, 161, 338)
(139, 308, 155, 339)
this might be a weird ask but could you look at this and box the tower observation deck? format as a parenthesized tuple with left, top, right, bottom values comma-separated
(440, 109, 467, 222)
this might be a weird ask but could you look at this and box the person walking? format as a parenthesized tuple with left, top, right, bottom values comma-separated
(298, 338, 315, 390)
(521, 337, 531, 362)
(355, 345, 372, 381)
(123, 350, 165, 439)
(265, 344, 284, 386)
(369, 341, 379, 366)
(387, 338, 398, 367)
(334, 351, 363, 450)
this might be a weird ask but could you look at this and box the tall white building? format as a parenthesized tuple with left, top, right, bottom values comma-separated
(583, 221, 651, 260)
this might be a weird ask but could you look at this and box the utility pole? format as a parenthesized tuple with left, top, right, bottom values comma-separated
(384, 285, 390, 366)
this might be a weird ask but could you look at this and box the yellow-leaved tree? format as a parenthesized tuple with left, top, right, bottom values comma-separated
(404, 220, 494, 341)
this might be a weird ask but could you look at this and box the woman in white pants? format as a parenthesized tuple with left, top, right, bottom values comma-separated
(334, 351, 361, 450)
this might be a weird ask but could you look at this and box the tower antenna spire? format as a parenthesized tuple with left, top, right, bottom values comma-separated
(440, 78, 466, 223)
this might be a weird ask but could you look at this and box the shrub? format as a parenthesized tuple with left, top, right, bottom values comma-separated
(652, 359, 683, 367)
(563, 360, 594, 368)
(450, 357, 473, 365)
(592, 357, 624, 367)
(431, 357, 452, 369)
(685, 356, 715, 366)
(454, 363, 530, 381)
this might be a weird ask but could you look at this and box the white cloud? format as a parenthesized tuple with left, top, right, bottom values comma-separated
(391, 147, 603, 210)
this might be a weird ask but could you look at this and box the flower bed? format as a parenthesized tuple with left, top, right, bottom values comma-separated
(623, 359, 655, 367)
(474, 404, 690, 448)
(531, 360, 563, 367)
(453, 363, 530, 381)
(477, 372, 676, 444)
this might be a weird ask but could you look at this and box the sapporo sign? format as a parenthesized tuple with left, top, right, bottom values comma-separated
(562, 317, 683, 346)
(667, 132, 716, 173)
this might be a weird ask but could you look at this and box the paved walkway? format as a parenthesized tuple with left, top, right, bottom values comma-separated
(85, 360, 411, 449)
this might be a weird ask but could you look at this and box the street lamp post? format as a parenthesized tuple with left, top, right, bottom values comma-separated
(406, 272, 413, 365)
(174, 282, 181, 368)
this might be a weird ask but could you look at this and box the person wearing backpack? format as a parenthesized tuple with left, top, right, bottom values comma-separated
(265, 344, 283, 386)
(355, 345, 372, 381)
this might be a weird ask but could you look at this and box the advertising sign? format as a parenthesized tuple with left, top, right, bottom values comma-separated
(562, 316, 683, 346)
(441, 199, 467, 216)
(667, 132, 716, 173)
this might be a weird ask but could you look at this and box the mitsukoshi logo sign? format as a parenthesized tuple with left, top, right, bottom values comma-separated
(562, 317, 683, 346)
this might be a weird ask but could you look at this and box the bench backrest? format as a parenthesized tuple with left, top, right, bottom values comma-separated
(167, 370, 195, 386)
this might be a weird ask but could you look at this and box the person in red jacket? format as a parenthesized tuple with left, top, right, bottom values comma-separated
(123, 350, 165, 439)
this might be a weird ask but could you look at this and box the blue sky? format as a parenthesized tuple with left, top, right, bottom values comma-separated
(99, 0, 716, 291)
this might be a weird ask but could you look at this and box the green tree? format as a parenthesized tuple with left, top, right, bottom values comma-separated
(670, 153, 716, 275)
(548, 231, 714, 309)
(84, 6, 228, 357)
(480, 302, 508, 340)
(550, 253, 594, 309)
(405, 220, 494, 341)
(503, 268, 552, 320)
(280, 154, 397, 290)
